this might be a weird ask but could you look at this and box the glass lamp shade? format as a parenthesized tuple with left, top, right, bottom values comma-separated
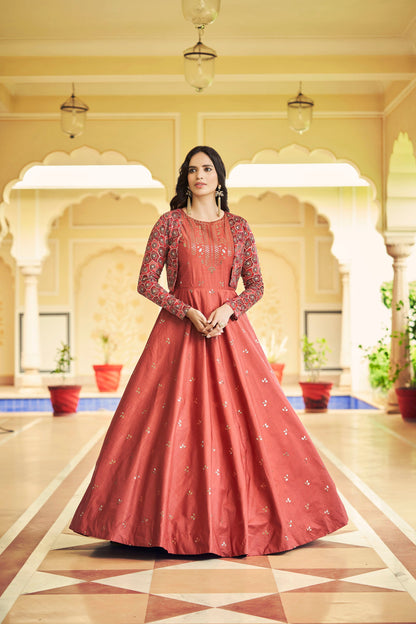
(287, 90, 314, 134)
(181, 0, 221, 26)
(60, 93, 89, 139)
(184, 41, 217, 92)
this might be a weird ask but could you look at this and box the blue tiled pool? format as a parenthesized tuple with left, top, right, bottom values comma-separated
(287, 395, 376, 410)
(0, 394, 376, 413)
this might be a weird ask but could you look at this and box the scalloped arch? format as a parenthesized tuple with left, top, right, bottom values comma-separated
(230, 190, 335, 242)
(229, 144, 377, 199)
(2, 145, 164, 204)
(68, 190, 160, 221)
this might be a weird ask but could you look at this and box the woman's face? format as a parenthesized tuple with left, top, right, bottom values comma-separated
(187, 152, 218, 199)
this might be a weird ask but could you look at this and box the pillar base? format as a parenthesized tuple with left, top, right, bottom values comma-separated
(384, 235, 415, 402)
(386, 386, 400, 413)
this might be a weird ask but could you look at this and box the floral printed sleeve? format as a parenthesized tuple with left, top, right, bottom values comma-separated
(137, 215, 191, 320)
(226, 222, 264, 319)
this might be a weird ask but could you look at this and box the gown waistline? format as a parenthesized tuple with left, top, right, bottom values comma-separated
(172, 285, 236, 291)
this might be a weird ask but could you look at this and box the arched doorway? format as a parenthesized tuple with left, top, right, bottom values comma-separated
(227, 146, 390, 390)
(230, 191, 341, 382)
(0, 146, 167, 386)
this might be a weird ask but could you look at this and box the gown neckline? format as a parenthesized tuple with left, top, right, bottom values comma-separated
(181, 209, 225, 224)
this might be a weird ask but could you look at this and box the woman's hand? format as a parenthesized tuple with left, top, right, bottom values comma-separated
(204, 304, 233, 338)
(185, 307, 209, 334)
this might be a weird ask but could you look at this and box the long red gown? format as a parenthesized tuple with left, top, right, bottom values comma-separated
(70, 212, 348, 556)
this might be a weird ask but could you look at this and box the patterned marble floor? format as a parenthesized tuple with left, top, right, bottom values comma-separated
(0, 407, 415, 623)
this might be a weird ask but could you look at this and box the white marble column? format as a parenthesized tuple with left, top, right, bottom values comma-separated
(385, 237, 414, 413)
(20, 264, 42, 387)
(339, 263, 352, 387)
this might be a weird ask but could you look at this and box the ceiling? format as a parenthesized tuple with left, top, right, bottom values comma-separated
(1, 0, 416, 109)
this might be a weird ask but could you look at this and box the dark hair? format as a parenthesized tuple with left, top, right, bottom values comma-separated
(170, 145, 229, 211)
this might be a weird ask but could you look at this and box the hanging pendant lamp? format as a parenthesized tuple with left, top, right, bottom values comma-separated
(181, 0, 221, 27)
(183, 27, 217, 92)
(60, 84, 89, 139)
(287, 83, 314, 134)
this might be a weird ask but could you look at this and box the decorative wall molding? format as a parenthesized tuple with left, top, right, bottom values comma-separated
(197, 111, 383, 143)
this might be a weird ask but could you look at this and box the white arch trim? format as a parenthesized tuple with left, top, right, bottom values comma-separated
(228, 145, 377, 197)
(2, 146, 165, 203)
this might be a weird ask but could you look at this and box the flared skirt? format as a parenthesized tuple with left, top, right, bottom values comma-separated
(70, 287, 348, 556)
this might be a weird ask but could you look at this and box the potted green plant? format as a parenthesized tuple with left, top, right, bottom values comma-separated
(360, 325, 415, 420)
(93, 333, 123, 392)
(359, 330, 393, 404)
(263, 335, 287, 384)
(359, 281, 416, 410)
(48, 343, 82, 416)
(299, 336, 332, 412)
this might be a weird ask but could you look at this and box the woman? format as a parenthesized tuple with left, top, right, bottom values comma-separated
(70, 146, 348, 557)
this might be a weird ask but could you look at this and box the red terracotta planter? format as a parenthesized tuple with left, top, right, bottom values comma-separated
(299, 381, 333, 412)
(48, 385, 81, 416)
(93, 364, 123, 392)
(395, 387, 416, 421)
(270, 362, 285, 384)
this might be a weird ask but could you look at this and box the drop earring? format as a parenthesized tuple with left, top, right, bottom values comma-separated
(186, 187, 192, 215)
(215, 184, 224, 217)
